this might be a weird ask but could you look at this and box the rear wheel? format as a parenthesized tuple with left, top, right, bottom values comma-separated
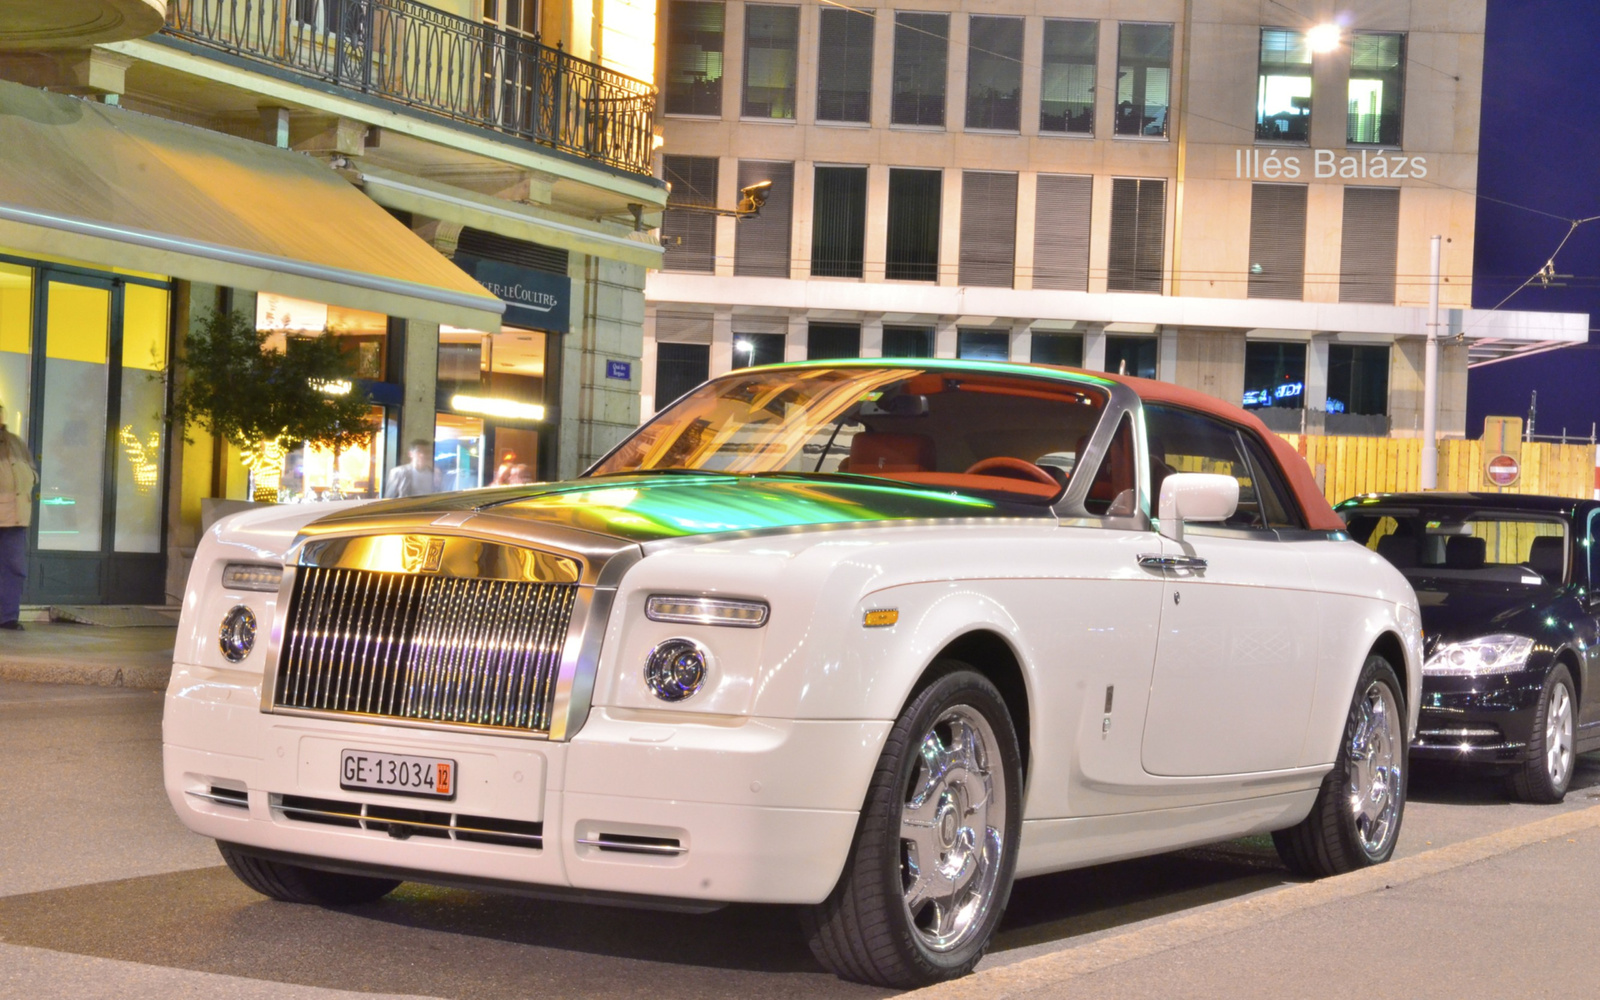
(802, 665, 1022, 988)
(219, 843, 400, 905)
(1511, 665, 1576, 804)
(1274, 655, 1407, 877)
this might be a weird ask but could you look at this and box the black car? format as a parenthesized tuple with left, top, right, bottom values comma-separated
(1338, 492, 1600, 802)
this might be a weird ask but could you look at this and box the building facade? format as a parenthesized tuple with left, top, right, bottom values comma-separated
(644, 0, 1585, 439)
(0, 0, 666, 606)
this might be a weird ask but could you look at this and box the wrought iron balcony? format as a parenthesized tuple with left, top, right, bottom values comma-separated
(164, 0, 656, 176)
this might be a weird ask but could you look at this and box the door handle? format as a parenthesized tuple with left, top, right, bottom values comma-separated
(1137, 553, 1208, 571)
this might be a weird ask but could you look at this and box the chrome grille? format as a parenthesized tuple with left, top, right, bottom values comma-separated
(274, 566, 578, 733)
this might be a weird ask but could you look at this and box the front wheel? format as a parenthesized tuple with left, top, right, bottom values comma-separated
(1274, 655, 1407, 877)
(1511, 665, 1576, 804)
(802, 665, 1022, 988)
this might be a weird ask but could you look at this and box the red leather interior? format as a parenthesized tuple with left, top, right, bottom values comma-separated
(842, 433, 936, 473)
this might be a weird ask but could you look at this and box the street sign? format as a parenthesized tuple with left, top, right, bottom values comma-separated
(606, 360, 632, 380)
(1486, 453, 1520, 487)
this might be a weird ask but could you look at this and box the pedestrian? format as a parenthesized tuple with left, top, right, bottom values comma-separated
(384, 439, 443, 498)
(0, 401, 36, 631)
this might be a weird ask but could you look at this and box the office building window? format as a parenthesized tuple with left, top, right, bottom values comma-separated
(886, 168, 941, 282)
(1105, 336, 1156, 379)
(733, 332, 786, 368)
(1340, 187, 1400, 304)
(656, 342, 711, 408)
(958, 171, 1017, 287)
(1115, 23, 1172, 138)
(1349, 32, 1405, 146)
(1106, 178, 1165, 292)
(811, 165, 868, 277)
(1031, 332, 1084, 366)
(664, 1, 725, 116)
(1257, 28, 1312, 142)
(1041, 19, 1096, 134)
(817, 6, 873, 122)
(743, 4, 798, 119)
(957, 329, 1009, 361)
(734, 160, 793, 278)
(882, 325, 934, 357)
(1247, 183, 1308, 300)
(1327, 344, 1390, 416)
(1243, 341, 1307, 411)
(1033, 173, 1092, 291)
(892, 12, 948, 126)
(808, 323, 861, 359)
(661, 155, 718, 272)
(966, 16, 1023, 131)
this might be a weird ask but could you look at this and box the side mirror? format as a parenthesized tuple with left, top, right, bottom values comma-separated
(1158, 473, 1240, 543)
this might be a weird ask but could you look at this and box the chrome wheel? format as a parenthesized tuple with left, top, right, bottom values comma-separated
(899, 705, 1007, 953)
(1346, 679, 1403, 859)
(1546, 682, 1575, 789)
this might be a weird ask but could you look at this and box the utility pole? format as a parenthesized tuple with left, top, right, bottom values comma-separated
(1420, 235, 1441, 489)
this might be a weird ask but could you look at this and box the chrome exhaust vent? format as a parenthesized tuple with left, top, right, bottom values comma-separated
(272, 794, 543, 849)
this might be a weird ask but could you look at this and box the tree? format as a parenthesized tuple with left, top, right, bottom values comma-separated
(171, 309, 375, 502)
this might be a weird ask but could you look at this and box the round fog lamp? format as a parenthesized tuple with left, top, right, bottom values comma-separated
(644, 638, 708, 702)
(219, 605, 258, 663)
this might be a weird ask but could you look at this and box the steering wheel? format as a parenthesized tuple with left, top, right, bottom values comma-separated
(963, 456, 1059, 487)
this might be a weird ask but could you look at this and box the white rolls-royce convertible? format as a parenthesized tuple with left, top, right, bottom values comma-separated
(165, 359, 1421, 987)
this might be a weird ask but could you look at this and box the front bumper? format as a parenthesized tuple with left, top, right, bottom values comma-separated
(164, 663, 886, 906)
(1409, 668, 1546, 765)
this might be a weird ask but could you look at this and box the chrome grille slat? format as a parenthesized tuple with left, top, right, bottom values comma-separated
(274, 565, 577, 735)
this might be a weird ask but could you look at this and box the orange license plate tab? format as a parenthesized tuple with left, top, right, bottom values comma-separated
(340, 749, 456, 800)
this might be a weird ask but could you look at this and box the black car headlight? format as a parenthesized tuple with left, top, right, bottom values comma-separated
(1423, 634, 1534, 676)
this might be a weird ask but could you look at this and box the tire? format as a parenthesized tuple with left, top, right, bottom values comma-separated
(1274, 655, 1407, 878)
(218, 843, 400, 905)
(801, 663, 1023, 988)
(1511, 665, 1576, 804)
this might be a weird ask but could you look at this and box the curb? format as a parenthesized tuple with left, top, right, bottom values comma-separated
(906, 802, 1600, 999)
(0, 660, 171, 691)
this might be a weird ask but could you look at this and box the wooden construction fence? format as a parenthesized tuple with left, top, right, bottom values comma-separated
(1277, 434, 1596, 505)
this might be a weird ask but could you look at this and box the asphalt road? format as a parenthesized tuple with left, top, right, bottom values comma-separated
(2, 679, 1597, 999)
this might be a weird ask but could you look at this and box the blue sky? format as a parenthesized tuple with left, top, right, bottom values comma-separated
(1468, 1, 1600, 437)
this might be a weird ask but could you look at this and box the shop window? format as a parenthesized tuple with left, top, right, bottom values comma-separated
(811, 165, 867, 278)
(281, 407, 387, 501)
(743, 4, 798, 119)
(0, 262, 31, 439)
(734, 332, 785, 368)
(256, 293, 388, 379)
(885, 168, 941, 282)
(1242, 340, 1307, 433)
(1349, 32, 1404, 146)
(807, 323, 860, 359)
(817, 5, 873, 122)
(655, 342, 710, 409)
(958, 329, 1009, 362)
(882, 325, 933, 357)
(665, 0, 725, 116)
(435, 412, 485, 492)
(966, 16, 1023, 131)
(958, 171, 1017, 288)
(1257, 28, 1312, 142)
(1327, 344, 1390, 422)
(38, 281, 111, 552)
(892, 12, 948, 127)
(1107, 178, 1165, 292)
(1041, 19, 1096, 135)
(1031, 332, 1084, 366)
(1248, 183, 1308, 301)
(114, 284, 169, 552)
(1115, 23, 1172, 138)
(1105, 335, 1156, 379)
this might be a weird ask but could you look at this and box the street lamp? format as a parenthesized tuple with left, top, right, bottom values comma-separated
(1307, 23, 1341, 53)
(734, 339, 755, 368)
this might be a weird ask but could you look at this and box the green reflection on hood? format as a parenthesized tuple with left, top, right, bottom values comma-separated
(487, 475, 1008, 541)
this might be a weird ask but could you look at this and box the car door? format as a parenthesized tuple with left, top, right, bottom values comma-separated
(1582, 507, 1600, 735)
(1139, 405, 1322, 777)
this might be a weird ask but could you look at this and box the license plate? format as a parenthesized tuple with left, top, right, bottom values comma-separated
(340, 749, 455, 800)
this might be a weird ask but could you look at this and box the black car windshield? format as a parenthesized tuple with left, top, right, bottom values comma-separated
(1343, 507, 1567, 586)
(588, 365, 1112, 505)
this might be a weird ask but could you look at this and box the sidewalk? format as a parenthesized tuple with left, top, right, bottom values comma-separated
(0, 621, 175, 690)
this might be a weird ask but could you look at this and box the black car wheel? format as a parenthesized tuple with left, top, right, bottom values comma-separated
(801, 663, 1022, 988)
(1511, 665, 1576, 804)
(1274, 654, 1407, 877)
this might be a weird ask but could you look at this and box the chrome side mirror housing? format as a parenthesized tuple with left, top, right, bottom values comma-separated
(1157, 473, 1240, 543)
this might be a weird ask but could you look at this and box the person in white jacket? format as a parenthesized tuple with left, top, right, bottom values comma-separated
(0, 402, 36, 630)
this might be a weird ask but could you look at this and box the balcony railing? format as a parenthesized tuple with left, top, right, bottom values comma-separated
(164, 0, 656, 176)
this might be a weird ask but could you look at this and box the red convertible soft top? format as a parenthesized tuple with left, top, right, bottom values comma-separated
(1096, 372, 1345, 533)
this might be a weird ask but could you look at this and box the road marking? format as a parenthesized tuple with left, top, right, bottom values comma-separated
(908, 803, 1600, 999)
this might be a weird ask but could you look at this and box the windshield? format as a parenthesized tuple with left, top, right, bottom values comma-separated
(1343, 508, 1567, 586)
(588, 365, 1111, 505)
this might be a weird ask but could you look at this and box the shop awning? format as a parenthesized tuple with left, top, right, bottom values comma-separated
(0, 79, 504, 330)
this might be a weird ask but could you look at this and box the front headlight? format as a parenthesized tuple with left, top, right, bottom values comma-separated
(1424, 634, 1534, 676)
(645, 594, 769, 628)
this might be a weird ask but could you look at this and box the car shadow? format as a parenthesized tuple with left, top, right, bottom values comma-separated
(1408, 750, 1600, 806)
